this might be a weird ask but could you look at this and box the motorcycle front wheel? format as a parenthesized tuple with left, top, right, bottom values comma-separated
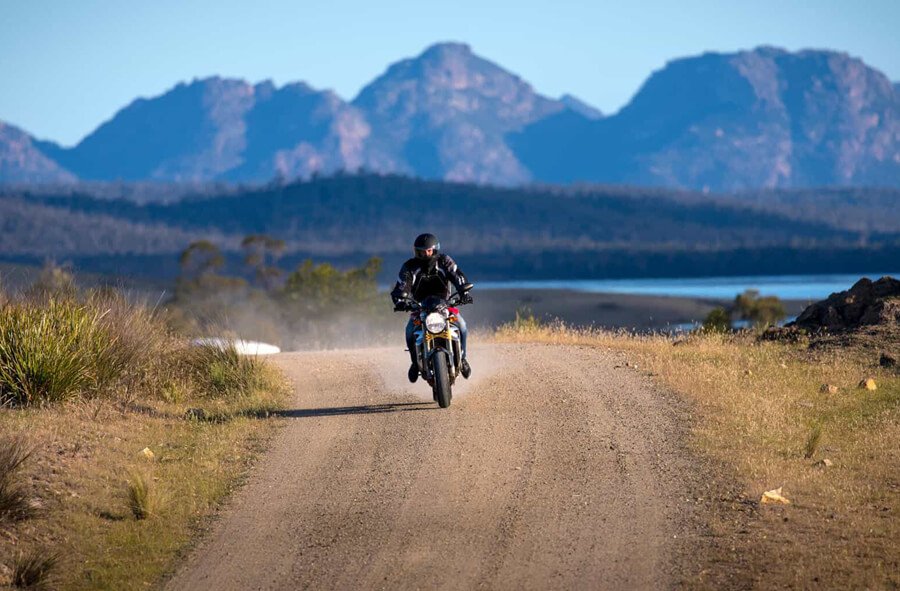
(432, 351, 452, 408)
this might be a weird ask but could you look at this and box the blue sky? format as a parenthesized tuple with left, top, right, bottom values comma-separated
(3, 0, 898, 146)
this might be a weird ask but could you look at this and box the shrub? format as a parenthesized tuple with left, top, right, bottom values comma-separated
(85, 290, 167, 397)
(734, 289, 787, 329)
(701, 307, 732, 333)
(0, 435, 34, 522)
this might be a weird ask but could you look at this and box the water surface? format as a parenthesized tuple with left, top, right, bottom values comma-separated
(478, 273, 897, 301)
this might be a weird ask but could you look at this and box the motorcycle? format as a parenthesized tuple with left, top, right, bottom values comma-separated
(395, 283, 474, 408)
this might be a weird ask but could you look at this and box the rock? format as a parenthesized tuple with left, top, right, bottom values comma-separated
(761, 487, 791, 505)
(789, 276, 900, 332)
(858, 378, 877, 391)
(141, 447, 155, 460)
(744, 369, 753, 376)
(820, 384, 839, 394)
(880, 352, 897, 368)
(813, 458, 833, 469)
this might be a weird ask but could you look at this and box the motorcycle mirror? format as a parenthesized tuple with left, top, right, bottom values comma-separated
(461, 283, 474, 292)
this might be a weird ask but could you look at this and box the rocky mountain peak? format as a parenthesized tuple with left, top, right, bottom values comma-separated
(559, 94, 603, 120)
(351, 42, 564, 183)
(1, 45, 897, 189)
(0, 121, 76, 183)
(515, 46, 899, 190)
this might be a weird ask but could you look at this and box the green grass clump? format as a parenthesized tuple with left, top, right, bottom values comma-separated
(188, 344, 272, 399)
(0, 435, 35, 522)
(0, 298, 108, 405)
(11, 548, 58, 589)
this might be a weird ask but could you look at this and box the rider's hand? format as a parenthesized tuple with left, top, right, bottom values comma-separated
(393, 301, 408, 312)
(461, 293, 474, 304)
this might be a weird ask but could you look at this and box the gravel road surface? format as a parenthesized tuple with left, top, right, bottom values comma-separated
(166, 343, 697, 590)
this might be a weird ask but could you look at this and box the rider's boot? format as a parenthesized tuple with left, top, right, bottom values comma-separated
(460, 357, 471, 379)
(408, 362, 419, 383)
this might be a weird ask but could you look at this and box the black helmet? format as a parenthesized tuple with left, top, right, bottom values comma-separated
(413, 233, 440, 259)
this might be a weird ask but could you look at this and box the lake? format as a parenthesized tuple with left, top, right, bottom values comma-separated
(478, 272, 897, 301)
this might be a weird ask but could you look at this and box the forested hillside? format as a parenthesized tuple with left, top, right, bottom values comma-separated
(1, 175, 897, 280)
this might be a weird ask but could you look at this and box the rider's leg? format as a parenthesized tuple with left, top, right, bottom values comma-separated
(405, 317, 417, 365)
(405, 316, 419, 383)
(456, 313, 471, 378)
(455, 313, 468, 359)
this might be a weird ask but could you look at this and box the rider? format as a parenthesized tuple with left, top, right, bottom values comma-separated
(391, 233, 473, 384)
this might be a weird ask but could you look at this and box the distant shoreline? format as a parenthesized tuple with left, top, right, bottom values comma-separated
(466, 288, 807, 331)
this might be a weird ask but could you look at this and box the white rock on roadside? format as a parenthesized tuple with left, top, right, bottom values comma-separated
(761, 486, 791, 505)
(192, 337, 281, 356)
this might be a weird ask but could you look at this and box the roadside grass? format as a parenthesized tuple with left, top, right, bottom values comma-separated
(495, 322, 900, 588)
(11, 548, 59, 590)
(0, 289, 290, 590)
(0, 435, 35, 523)
(0, 375, 287, 590)
(125, 471, 157, 520)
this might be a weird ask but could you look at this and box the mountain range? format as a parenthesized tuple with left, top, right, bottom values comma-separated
(2, 43, 898, 191)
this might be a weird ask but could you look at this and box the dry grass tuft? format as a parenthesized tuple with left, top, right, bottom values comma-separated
(0, 434, 35, 522)
(803, 423, 823, 459)
(11, 548, 58, 589)
(126, 470, 158, 520)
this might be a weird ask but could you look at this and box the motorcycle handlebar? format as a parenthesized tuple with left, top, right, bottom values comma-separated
(394, 291, 472, 312)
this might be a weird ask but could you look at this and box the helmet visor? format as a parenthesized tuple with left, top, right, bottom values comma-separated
(414, 243, 439, 259)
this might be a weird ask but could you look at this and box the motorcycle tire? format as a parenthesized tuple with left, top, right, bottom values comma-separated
(432, 351, 452, 408)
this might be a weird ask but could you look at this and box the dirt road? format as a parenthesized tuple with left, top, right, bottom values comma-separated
(166, 343, 698, 590)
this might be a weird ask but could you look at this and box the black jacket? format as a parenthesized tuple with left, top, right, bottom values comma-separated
(390, 254, 468, 304)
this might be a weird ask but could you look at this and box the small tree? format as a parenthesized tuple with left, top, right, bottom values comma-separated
(733, 289, 787, 329)
(241, 234, 286, 292)
(178, 241, 224, 283)
(281, 257, 382, 313)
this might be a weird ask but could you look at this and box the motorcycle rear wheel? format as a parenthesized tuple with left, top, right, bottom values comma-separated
(432, 351, 452, 408)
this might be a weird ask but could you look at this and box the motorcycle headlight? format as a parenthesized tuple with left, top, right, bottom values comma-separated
(425, 312, 447, 334)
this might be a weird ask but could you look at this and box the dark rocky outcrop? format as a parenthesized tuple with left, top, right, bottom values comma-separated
(788, 276, 900, 331)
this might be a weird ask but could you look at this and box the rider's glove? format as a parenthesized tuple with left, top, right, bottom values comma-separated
(461, 293, 474, 305)
(393, 301, 409, 312)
